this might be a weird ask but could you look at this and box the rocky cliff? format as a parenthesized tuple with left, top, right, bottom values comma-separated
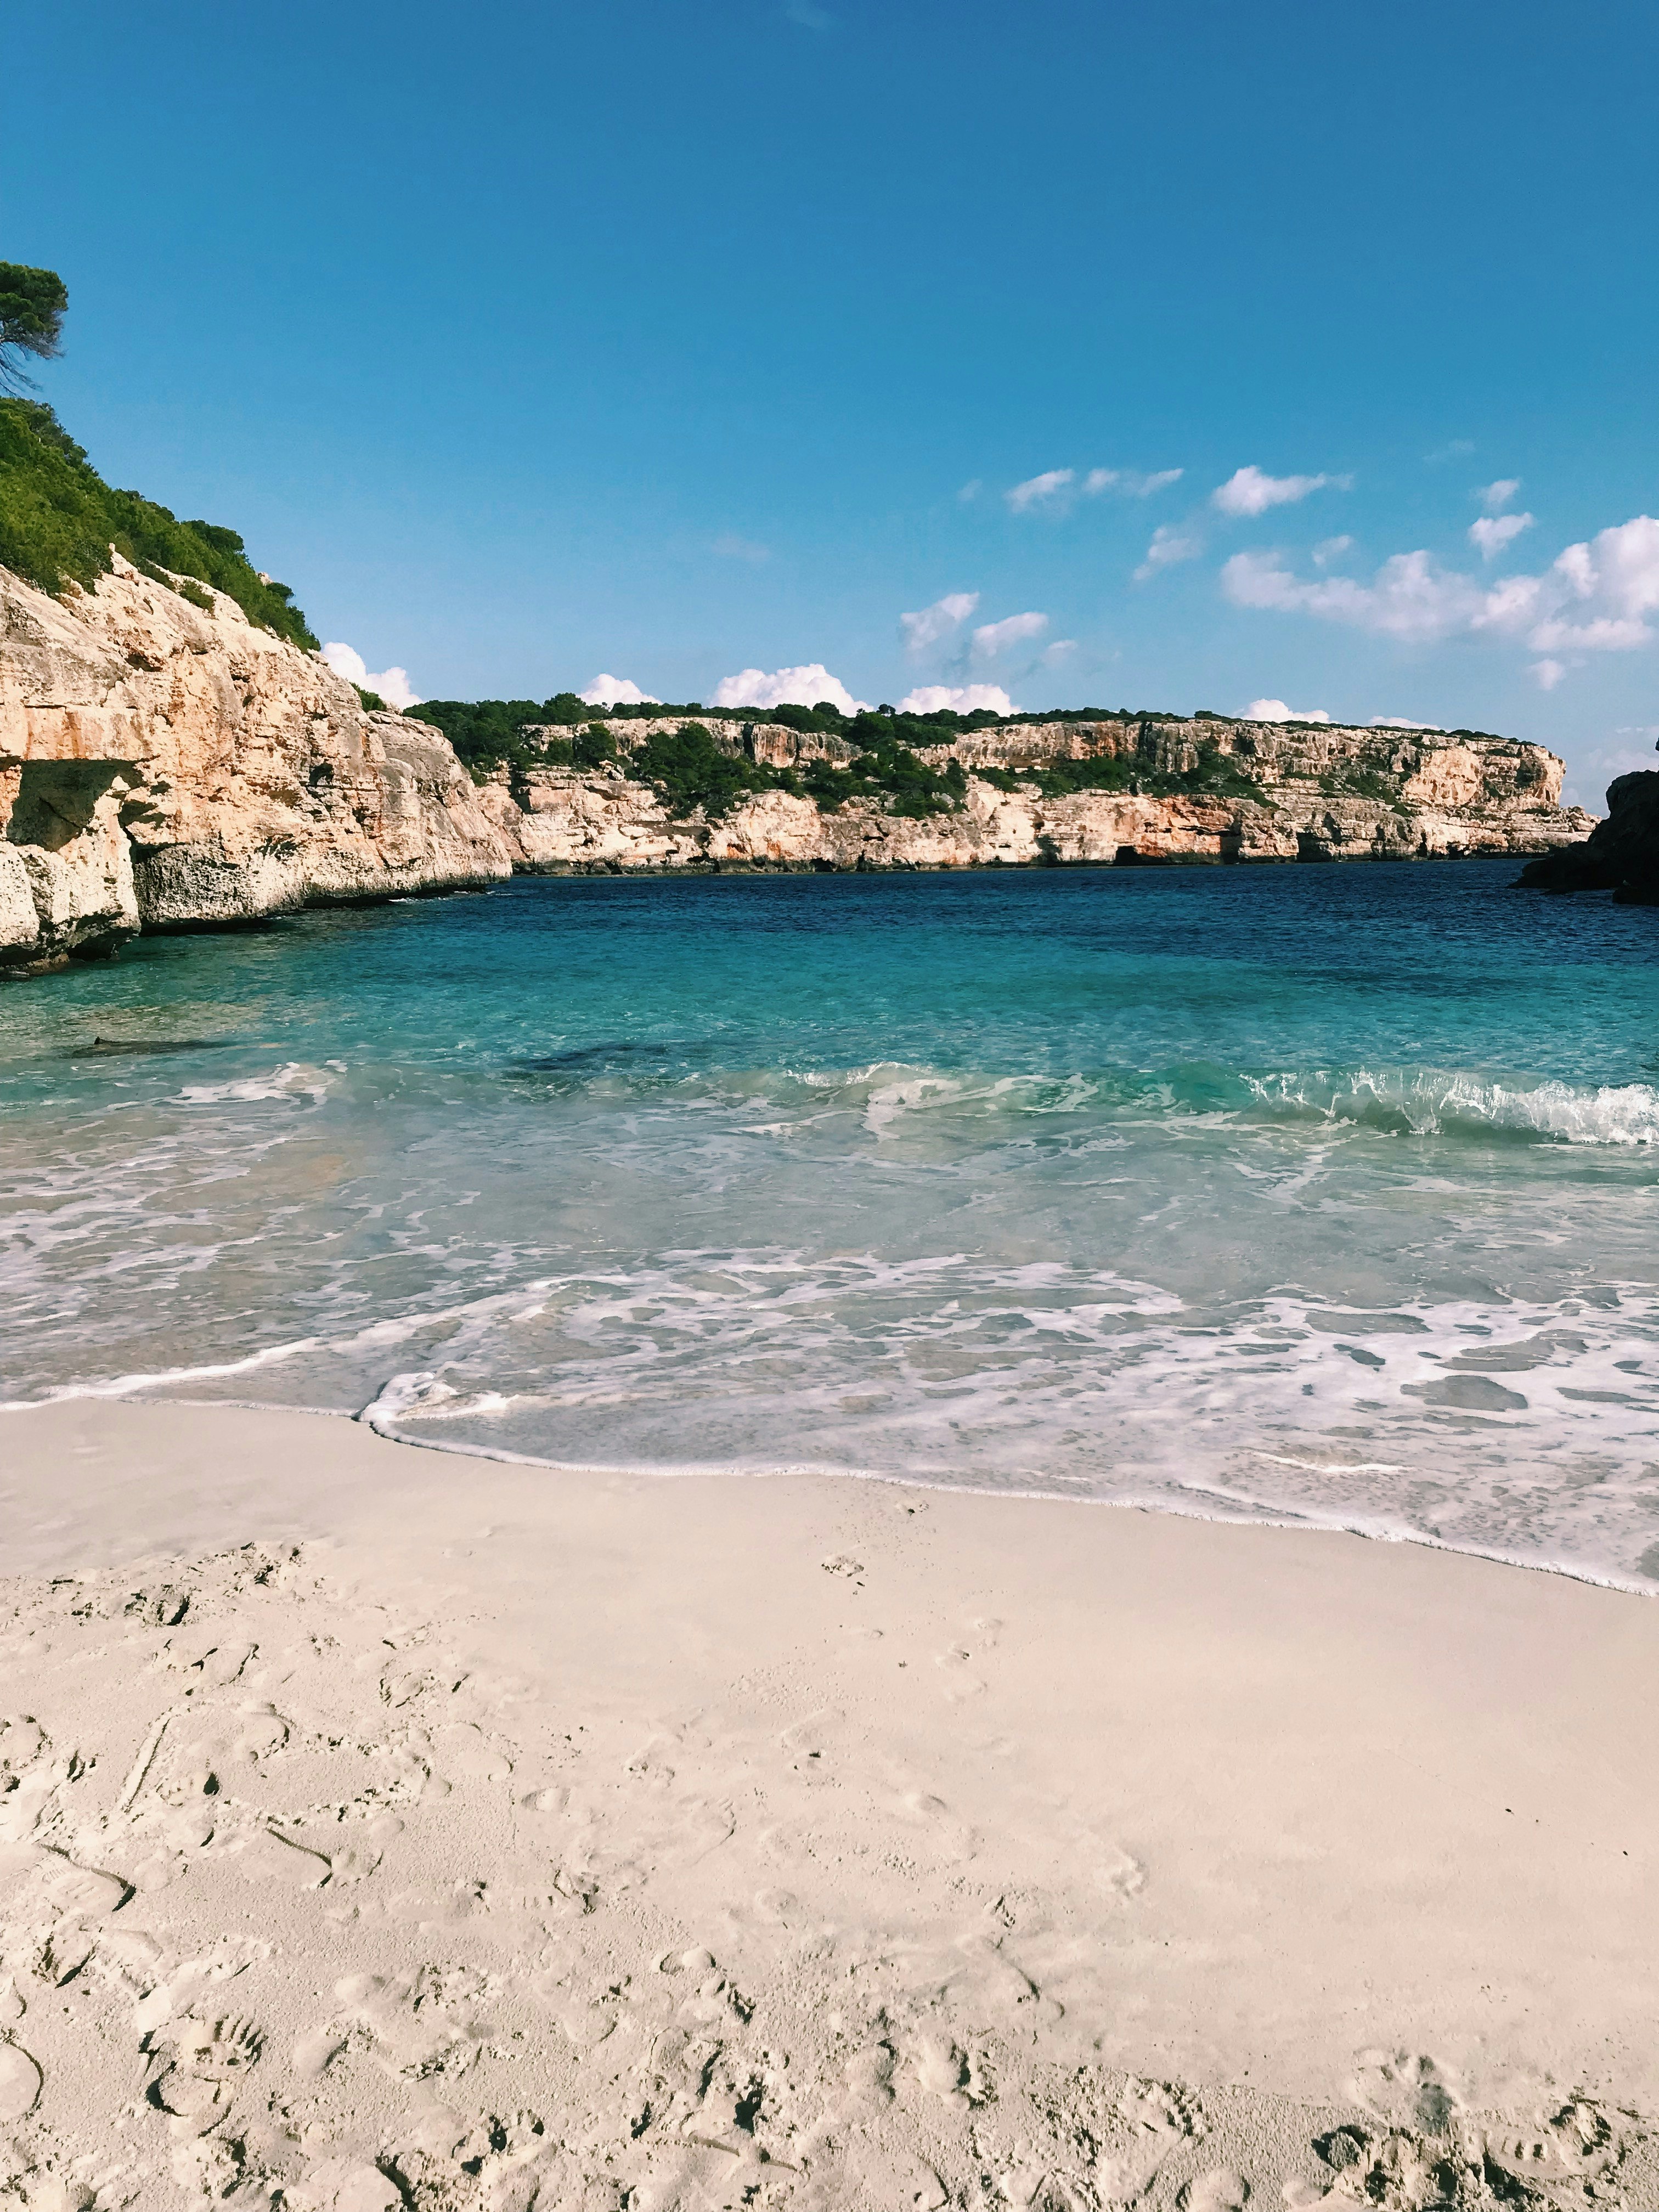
(1, 553, 1597, 977)
(1, 557, 514, 973)
(1516, 763, 1659, 903)
(489, 712, 1593, 875)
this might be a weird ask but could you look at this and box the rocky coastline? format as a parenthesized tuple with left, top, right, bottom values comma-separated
(490, 710, 1590, 877)
(2, 556, 1596, 973)
(1, 557, 514, 974)
(1516, 764, 1659, 903)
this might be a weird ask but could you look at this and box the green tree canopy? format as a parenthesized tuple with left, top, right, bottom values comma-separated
(0, 263, 68, 393)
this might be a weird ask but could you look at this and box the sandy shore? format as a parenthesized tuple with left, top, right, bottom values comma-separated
(0, 1402, 1655, 2210)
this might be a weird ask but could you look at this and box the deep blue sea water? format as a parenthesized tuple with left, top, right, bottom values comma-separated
(4, 861, 1658, 1585)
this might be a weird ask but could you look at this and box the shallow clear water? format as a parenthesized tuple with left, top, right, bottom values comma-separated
(4, 861, 1658, 1584)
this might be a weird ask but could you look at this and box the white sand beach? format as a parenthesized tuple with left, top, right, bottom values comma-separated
(1, 1400, 1655, 2211)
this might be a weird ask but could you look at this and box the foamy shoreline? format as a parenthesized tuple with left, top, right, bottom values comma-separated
(1, 1398, 1656, 2210)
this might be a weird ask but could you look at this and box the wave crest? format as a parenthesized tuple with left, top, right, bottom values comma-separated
(1243, 1068, 1659, 1146)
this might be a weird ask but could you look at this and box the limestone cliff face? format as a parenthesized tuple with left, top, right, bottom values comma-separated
(493, 714, 1593, 875)
(1, 557, 514, 972)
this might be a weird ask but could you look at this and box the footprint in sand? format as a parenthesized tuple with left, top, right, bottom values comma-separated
(1487, 2096, 1623, 2187)
(932, 1646, 986, 1701)
(780, 1711, 839, 1780)
(884, 1785, 979, 1863)
(909, 2034, 977, 2110)
(1183, 2170, 1249, 2211)
(0, 2038, 42, 2122)
(1348, 2049, 1459, 2133)
(432, 1722, 515, 1785)
(148, 2013, 264, 2131)
(1098, 1845, 1147, 1903)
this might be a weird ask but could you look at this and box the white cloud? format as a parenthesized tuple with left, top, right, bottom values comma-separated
(711, 663, 870, 714)
(1084, 467, 1183, 498)
(1244, 698, 1331, 724)
(1469, 512, 1534, 561)
(1530, 659, 1566, 691)
(1479, 478, 1521, 514)
(1133, 526, 1203, 581)
(582, 674, 659, 706)
(1221, 514, 1659, 680)
(970, 612, 1048, 658)
(898, 684, 1015, 716)
(321, 641, 421, 711)
(1372, 716, 1443, 729)
(1425, 439, 1476, 464)
(712, 533, 770, 563)
(1042, 639, 1078, 664)
(1523, 517, 1659, 651)
(900, 591, 979, 653)
(1212, 465, 1350, 517)
(1313, 535, 1353, 568)
(1223, 547, 1487, 643)
(1006, 469, 1074, 512)
(957, 479, 983, 504)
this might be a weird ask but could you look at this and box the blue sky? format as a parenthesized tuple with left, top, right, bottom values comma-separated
(12, 0, 1659, 800)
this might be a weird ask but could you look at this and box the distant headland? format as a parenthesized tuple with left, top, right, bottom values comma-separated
(0, 379, 1600, 975)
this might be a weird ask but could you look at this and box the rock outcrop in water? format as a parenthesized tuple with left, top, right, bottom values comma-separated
(1515, 759, 1659, 904)
(488, 712, 1593, 875)
(1, 557, 514, 972)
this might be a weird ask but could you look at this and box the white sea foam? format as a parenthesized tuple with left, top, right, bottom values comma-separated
(176, 1062, 332, 1105)
(1246, 1066, 1659, 1145)
(7, 1012, 1659, 1587)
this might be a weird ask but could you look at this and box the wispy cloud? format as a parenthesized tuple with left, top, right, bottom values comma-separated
(900, 592, 979, 653)
(784, 0, 832, 25)
(1478, 478, 1521, 514)
(582, 674, 658, 706)
(898, 683, 1015, 716)
(712, 663, 869, 713)
(1084, 467, 1183, 498)
(957, 479, 983, 504)
(1133, 526, 1203, 582)
(1425, 439, 1476, 464)
(1530, 658, 1566, 690)
(321, 641, 421, 711)
(712, 533, 770, 563)
(1469, 512, 1533, 561)
(1006, 464, 1181, 512)
(1212, 465, 1352, 517)
(970, 611, 1048, 657)
(1313, 535, 1353, 568)
(1006, 469, 1074, 512)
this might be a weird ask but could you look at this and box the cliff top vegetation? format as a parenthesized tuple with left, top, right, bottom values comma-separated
(0, 264, 315, 648)
(410, 695, 1209, 785)
(0, 262, 67, 394)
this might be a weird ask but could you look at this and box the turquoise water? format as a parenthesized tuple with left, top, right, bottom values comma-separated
(4, 861, 1658, 1585)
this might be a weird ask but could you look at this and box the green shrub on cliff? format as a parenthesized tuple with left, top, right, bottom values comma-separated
(803, 726, 966, 817)
(413, 698, 563, 775)
(1033, 743, 1262, 805)
(0, 397, 317, 647)
(634, 722, 777, 818)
